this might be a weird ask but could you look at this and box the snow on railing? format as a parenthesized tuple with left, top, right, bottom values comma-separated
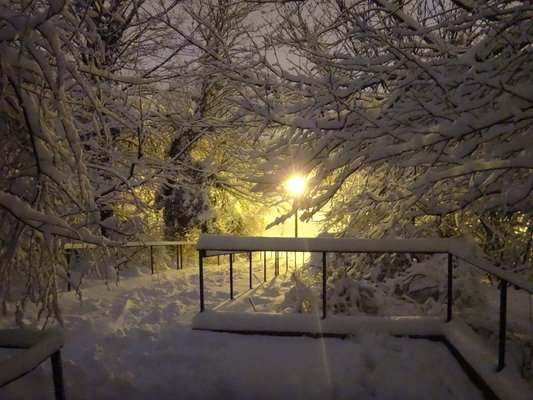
(196, 234, 533, 372)
(0, 328, 65, 400)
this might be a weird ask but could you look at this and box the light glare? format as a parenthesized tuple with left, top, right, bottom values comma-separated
(286, 176, 305, 195)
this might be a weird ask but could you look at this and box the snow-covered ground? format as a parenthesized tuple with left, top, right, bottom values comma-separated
(0, 257, 531, 400)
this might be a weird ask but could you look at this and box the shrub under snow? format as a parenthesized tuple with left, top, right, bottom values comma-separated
(281, 253, 487, 317)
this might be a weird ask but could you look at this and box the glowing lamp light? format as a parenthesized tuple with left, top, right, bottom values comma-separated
(285, 176, 305, 196)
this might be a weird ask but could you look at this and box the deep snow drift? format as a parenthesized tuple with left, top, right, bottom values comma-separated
(0, 256, 531, 399)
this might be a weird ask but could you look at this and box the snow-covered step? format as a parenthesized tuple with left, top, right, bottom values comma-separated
(193, 312, 532, 400)
(193, 311, 445, 337)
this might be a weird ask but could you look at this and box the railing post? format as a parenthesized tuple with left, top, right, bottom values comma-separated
(322, 251, 327, 319)
(447, 253, 453, 322)
(199, 250, 204, 312)
(51, 350, 65, 400)
(176, 245, 179, 270)
(65, 250, 71, 292)
(230, 254, 234, 300)
(263, 251, 267, 282)
(498, 279, 508, 371)
(150, 245, 154, 274)
(249, 252, 253, 289)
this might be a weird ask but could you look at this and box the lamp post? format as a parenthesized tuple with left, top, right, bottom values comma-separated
(286, 176, 305, 269)
(285, 176, 305, 238)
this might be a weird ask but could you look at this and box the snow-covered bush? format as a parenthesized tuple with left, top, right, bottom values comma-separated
(280, 272, 321, 314)
(327, 272, 381, 316)
(390, 255, 487, 314)
(281, 269, 381, 316)
(282, 252, 487, 317)
(282, 254, 382, 316)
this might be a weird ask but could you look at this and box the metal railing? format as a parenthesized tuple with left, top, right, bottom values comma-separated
(0, 328, 65, 400)
(196, 235, 533, 373)
(64, 240, 195, 291)
(452, 252, 533, 372)
(204, 250, 301, 302)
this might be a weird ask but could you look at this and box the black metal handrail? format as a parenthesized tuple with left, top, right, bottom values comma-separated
(197, 235, 533, 372)
(64, 240, 195, 290)
(200, 250, 288, 305)
(0, 328, 65, 400)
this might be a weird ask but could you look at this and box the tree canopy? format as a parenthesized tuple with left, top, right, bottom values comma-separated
(240, 0, 532, 265)
(0, 0, 531, 321)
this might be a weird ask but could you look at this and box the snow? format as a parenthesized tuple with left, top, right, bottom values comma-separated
(192, 313, 532, 399)
(192, 312, 446, 337)
(197, 234, 462, 253)
(64, 240, 194, 250)
(0, 329, 64, 386)
(442, 320, 533, 400)
(198, 234, 533, 293)
(0, 192, 104, 245)
(0, 258, 531, 400)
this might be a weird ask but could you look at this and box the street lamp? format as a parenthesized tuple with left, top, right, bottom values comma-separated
(285, 176, 305, 238)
